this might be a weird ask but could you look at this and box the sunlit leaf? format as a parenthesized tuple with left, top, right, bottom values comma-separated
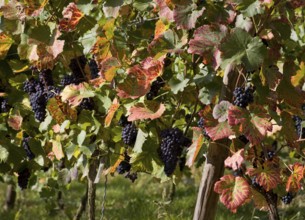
(214, 175, 250, 213)
(186, 127, 204, 167)
(128, 102, 165, 121)
(286, 163, 304, 192)
(224, 149, 245, 171)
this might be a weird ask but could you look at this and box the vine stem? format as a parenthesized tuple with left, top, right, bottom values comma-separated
(100, 175, 108, 220)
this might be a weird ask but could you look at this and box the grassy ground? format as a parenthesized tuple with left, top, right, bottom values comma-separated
(0, 174, 305, 220)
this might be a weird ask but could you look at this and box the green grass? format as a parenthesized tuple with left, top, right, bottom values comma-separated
(1, 174, 305, 220)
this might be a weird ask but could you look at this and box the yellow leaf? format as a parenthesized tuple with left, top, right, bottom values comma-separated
(0, 33, 13, 59)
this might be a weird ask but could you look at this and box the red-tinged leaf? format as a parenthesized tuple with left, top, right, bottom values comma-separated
(173, 3, 204, 30)
(105, 98, 120, 127)
(99, 57, 120, 81)
(117, 57, 163, 99)
(7, 113, 23, 131)
(47, 96, 77, 124)
(48, 29, 65, 59)
(59, 3, 84, 32)
(154, 0, 174, 21)
(246, 162, 281, 191)
(213, 101, 232, 122)
(186, 127, 204, 167)
(228, 105, 272, 145)
(286, 163, 304, 192)
(224, 149, 245, 171)
(214, 175, 250, 212)
(188, 25, 227, 56)
(251, 188, 268, 211)
(202, 105, 234, 141)
(24, 0, 48, 16)
(291, 62, 305, 87)
(128, 102, 165, 121)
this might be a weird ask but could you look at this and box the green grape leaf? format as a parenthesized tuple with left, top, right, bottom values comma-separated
(220, 28, 267, 72)
(0, 145, 9, 162)
(228, 105, 272, 145)
(133, 129, 148, 154)
(214, 175, 250, 213)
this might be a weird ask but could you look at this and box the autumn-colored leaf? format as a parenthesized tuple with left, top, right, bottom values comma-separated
(286, 163, 304, 192)
(99, 57, 121, 81)
(128, 101, 165, 121)
(91, 37, 112, 60)
(154, 20, 170, 39)
(186, 127, 204, 167)
(117, 57, 163, 99)
(291, 62, 305, 87)
(47, 96, 77, 124)
(0, 0, 26, 21)
(224, 149, 245, 171)
(173, 3, 204, 30)
(154, 0, 174, 21)
(105, 98, 120, 127)
(59, 3, 84, 32)
(246, 161, 281, 191)
(214, 175, 250, 213)
(7, 113, 23, 131)
(0, 33, 14, 60)
(259, 65, 282, 90)
(188, 25, 227, 56)
(24, 0, 48, 16)
(228, 105, 272, 145)
(201, 105, 234, 141)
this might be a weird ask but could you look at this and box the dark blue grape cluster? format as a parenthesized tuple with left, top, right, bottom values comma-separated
(198, 117, 210, 139)
(22, 136, 35, 160)
(116, 152, 137, 182)
(251, 177, 262, 190)
(293, 115, 305, 138)
(233, 168, 243, 177)
(18, 168, 31, 190)
(122, 124, 138, 146)
(159, 128, 190, 176)
(117, 153, 131, 174)
(118, 115, 130, 127)
(0, 97, 9, 113)
(61, 56, 87, 86)
(282, 192, 293, 204)
(23, 69, 60, 121)
(146, 77, 165, 100)
(233, 86, 254, 108)
(89, 59, 99, 79)
(78, 98, 94, 111)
